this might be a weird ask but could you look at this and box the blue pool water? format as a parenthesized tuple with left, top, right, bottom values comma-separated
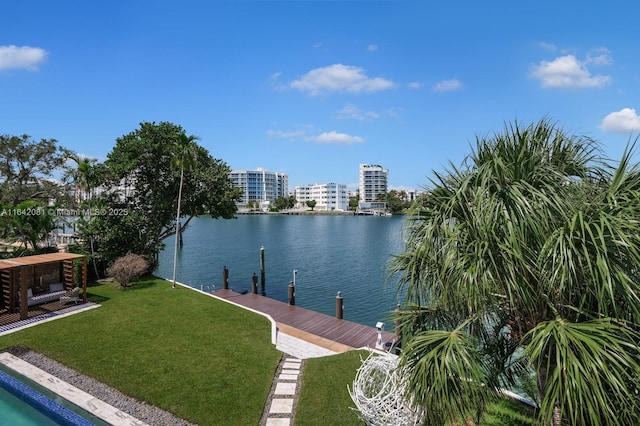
(0, 368, 108, 426)
(0, 384, 59, 426)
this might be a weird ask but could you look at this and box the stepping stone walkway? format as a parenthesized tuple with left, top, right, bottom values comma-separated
(262, 357, 302, 426)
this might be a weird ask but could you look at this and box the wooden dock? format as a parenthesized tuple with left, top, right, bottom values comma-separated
(214, 289, 396, 352)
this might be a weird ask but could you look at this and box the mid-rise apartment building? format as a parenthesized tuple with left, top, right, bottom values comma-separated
(358, 164, 388, 210)
(229, 168, 289, 208)
(294, 183, 348, 211)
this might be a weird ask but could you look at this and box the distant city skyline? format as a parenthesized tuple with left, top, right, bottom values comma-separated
(2, 1, 639, 191)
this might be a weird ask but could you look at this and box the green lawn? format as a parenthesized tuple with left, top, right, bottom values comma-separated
(296, 350, 366, 425)
(0, 277, 282, 426)
(0, 277, 536, 426)
(297, 350, 536, 426)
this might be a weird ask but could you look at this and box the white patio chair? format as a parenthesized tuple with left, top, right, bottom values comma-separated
(59, 287, 81, 305)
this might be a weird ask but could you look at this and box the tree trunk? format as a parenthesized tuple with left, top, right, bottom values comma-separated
(538, 357, 562, 426)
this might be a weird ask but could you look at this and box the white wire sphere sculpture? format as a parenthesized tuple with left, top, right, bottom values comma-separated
(349, 351, 425, 426)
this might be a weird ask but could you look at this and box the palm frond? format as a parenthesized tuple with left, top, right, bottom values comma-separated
(524, 318, 640, 426)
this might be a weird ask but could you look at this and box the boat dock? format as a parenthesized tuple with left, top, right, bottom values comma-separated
(214, 289, 397, 352)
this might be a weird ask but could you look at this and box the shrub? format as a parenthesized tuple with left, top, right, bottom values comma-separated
(107, 253, 149, 287)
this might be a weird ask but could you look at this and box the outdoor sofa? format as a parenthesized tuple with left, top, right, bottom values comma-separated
(26, 282, 67, 306)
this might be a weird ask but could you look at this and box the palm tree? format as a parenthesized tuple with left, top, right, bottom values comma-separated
(64, 154, 100, 278)
(390, 119, 640, 425)
(171, 131, 199, 289)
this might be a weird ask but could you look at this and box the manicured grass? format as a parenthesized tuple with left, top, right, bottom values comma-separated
(480, 398, 536, 426)
(296, 350, 536, 426)
(295, 350, 366, 425)
(0, 277, 282, 426)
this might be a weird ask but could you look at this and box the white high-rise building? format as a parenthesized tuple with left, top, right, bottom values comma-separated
(229, 167, 289, 208)
(358, 164, 388, 210)
(294, 183, 348, 211)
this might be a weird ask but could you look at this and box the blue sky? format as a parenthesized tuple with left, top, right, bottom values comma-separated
(2, 1, 640, 191)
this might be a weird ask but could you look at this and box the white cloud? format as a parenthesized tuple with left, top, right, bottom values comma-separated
(0, 45, 48, 70)
(270, 71, 282, 83)
(586, 47, 612, 66)
(537, 41, 558, 51)
(408, 82, 422, 90)
(367, 44, 378, 52)
(308, 131, 364, 144)
(530, 54, 611, 88)
(336, 104, 379, 121)
(384, 106, 402, 117)
(599, 108, 640, 133)
(290, 64, 396, 95)
(432, 78, 463, 93)
(266, 129, 306, 139)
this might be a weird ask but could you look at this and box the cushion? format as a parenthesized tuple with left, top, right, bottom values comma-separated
(27, 288, 33, 298)
(49, 283, 64, 292)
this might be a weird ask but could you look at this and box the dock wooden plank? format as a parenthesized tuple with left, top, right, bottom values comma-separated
(214, 289, 395, 351)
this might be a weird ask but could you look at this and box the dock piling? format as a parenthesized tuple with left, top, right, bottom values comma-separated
(336, 291, 343, 319)
(260, 246, 265, 295)
(251, 273, 258, 294)
(223, 266, 229, 290)
(288, 281, 295, 305)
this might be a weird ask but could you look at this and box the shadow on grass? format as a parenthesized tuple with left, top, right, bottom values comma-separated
(124, 275, 159, 290)
(85, 275, 159, 302)
(87, 293, 110, 304)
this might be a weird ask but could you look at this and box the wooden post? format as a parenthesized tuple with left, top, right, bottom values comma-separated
(251, 273, 258, 294)
(20, 266, 28, 320)
(82, 257, 87, 303)
(223, 266, 229, 290)
(288, 281, 295, 305)
(336, 291, 344, 320)
(260, 246, 265, 295)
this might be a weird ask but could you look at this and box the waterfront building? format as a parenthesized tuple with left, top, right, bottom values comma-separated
(229, 167, 289, 209)
(294, 183, 349, 211)
(358, 164, 388, 210)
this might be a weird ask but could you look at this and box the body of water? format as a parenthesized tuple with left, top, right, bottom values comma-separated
(155, 214, 407, 327)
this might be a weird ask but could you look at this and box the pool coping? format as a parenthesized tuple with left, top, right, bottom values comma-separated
(0, 352, 148, 425)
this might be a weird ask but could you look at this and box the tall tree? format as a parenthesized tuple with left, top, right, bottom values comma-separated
(390, 119, 640, 425)
(172, 131, 199, 288)
(0, 134, 69, 205)
(63, 154, 98, 207)
(83, 122, 241, 270)
(63, 154, 100, 278)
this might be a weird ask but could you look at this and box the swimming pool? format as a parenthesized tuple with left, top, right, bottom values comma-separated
(0, 369, 95, 425)
(0, 382, 60, 425)
(0, 352, 146, 426)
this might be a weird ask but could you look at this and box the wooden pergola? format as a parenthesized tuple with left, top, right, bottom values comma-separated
(0, 253, 87, 320)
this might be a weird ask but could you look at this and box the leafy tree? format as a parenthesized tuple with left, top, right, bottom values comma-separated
(1, 200, 58, 252)
(273, 196, 289, 211)
(80, 122, 241, 270)
(306, 199, 316, 211)
(0, 134, 69, 205)
(390, 119, 640, 426)
(386, 190, 409, 214)
(287, 195, 296, 209)
(349, 190, 359, 210)
(62, 154, 100, 208)
(273, 195, 297, 211)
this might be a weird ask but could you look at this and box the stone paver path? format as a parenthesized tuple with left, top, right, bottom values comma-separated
(262, 357, 302, 426)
